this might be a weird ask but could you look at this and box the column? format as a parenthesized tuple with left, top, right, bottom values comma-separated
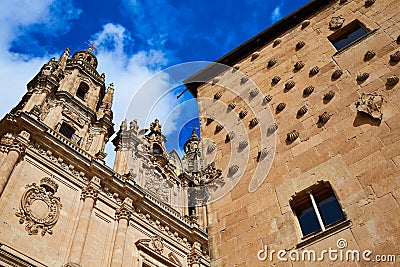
(110, 197, 132, 267)
(182, 181, 189, 216)
(67, 177, 100, 266)
(0, 143, 23, 196)
(187, 243, 202, 267)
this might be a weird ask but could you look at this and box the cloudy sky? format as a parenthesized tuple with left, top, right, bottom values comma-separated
(0, 0, 311, 166)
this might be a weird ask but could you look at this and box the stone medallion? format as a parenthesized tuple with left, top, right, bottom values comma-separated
(15, 177, 62, 236)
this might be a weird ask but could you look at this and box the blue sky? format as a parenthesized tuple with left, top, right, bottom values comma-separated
(0, 0, 311, 166)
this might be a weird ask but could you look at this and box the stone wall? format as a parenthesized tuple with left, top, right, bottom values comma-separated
(195, 0, 400, 265)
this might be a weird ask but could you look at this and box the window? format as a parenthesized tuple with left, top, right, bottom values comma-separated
(291, 182, 345, 237)
(59, 122, 75, 140)
(76, 82, 89, 100)
(328, 20, 370, 51)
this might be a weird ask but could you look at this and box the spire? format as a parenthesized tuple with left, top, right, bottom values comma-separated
(102, 83, 114, 109)
(58, 47, 70, 71)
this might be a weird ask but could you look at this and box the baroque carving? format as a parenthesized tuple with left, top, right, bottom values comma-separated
(15, 177, 62, 236)
(355, 93, 384, 120)
(329, 16, 345, 29)
(150, 235, 164, 254)
(287, 130, 300, 142)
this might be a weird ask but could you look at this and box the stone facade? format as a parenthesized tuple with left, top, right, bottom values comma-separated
(186, 0, 400, 266)
(0, 48, 209, 266)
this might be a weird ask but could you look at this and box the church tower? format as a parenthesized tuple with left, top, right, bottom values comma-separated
(0, 48, 209, 267)
(13, 47, 114, 159)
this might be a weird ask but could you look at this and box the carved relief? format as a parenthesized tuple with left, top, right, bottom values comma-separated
(272, 76, 281, 84)
(15, 177, 62, 236)
(150, 235, 164, 254)
(387, 75, 399, 86)
(264, 95, 273, 103)
(273, 38, 282, 46)
(329, 16, 345, 29)
(390, 51, 400, 62)
(355, 93, 384, 120)
(364, 50, 376, 61)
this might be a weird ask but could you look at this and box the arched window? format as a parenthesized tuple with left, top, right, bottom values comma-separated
(153, 144, 162, 155)
(76, 82, 89, 100)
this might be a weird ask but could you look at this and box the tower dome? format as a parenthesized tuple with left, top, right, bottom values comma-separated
(71, 47, 98, 69)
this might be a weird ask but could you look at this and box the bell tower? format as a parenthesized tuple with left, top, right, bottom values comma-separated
(12, 47, 114, 159)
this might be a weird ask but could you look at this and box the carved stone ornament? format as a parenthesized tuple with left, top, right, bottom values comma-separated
(324, 90, 335, 100)
(268, 123, 278, 134)
(251, 51, 260, 60)
(233, 64, 241, 70)
(297, 105, 308, 116)
(365, 0, 375, 7)
(226, 131, 235, 142)
(212, 76, 220, 85)
(287, 130, 300, 142)
(272, 76, 281, 84)
(229, 165, 239, 175)
(250, 88, 259, 97)
(258, 148, 269, 159)
(285, 80, 295, 90)
(15, 177, 62, 236)
(207, 142, 216, 153)
(277, 102, 286, 111)
(238, 140, 248, 149)
(228, 102, 236, 110)
(241, 76, 249, 83)
(249, 118, 259, 127)
(355, 93, 384, 120)
(296, 41, 305, 50)
(273, 38, 282, 46)
(264, 95, 273, 103)
(357, 72, 370, 81)
(329, 16, 345, 30)
(215, 124, 224, 132)
(332, 69, 343, 79)
(302, 20, 311, 28)
(115, 206, 132, 221)
(364, 50, 376, 61)
(268, 57, 277, 67)
(304, 86, 315, 96)
(319, 112, 331, 123)
(387, 75, 399, 86)
(202, 162, 223, 184)
(309, 66, 320, 76)
(214, 91, 222, 100)
(294, 61, 305, 70)
(239, 109, 248, 119)
(206, 114, 215, 124)
(390, 51, 400, 62)
(150, 235, 164, 254)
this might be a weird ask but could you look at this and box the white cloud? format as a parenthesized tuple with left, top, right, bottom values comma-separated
(270, 6, 282, 23)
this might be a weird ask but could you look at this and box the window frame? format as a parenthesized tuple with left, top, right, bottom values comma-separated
(290, 182, 347, 239)
(59, 122, 76, 140)
(76, 82, 89, 101)
(328, 20, 371, 52)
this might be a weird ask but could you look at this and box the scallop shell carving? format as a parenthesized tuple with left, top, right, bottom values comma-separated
(212, 76, 221, 85)
(319, 112, 331, 123)
(268, 57, 277, 67)
(297, 105, 308, 116)
(215, 124, 224, 132)
(324, 90, 335, 100)
(273, 38, 282, 46)
(332, 69, 343, 79)
(296, 41, 305, 50)
(272, 76, 281, 84)
(365, 0, 375, 6)
(364, 50, 376, 61)
(287, 130, 300, 142)
(264, 95, 273, 104)
(387, 75, 399, 86)
(250, 118, 259, 127)
(302, 20, 311, 28)
(233, 64, 241, 70)
(277, 102, 286, 111)
(251, 51, 260, 60)
(207, 142, 216, 153)
(238, 140, 249, 149)
(357, 73, 370, 81)
(258, 148, 269, 159)
(229, 165, 239, 175)
(303, 86, 315, 96)
(285, 80, 295, 90)
(228, 102, 236, 110)
(239, 109, 248, 119)
(309, 66, 320, 76)
(268, 123, 278, 133)
(390, 51, 400, 62)
(294, 61, 305, 70)
(206, 115, 215, 124)
(226, 131, 235, 141)
(250, 88, 259, 97)
(397, 35, 400, 43)
(214, 91, 222, 100)
(241, 76, 249, 83)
